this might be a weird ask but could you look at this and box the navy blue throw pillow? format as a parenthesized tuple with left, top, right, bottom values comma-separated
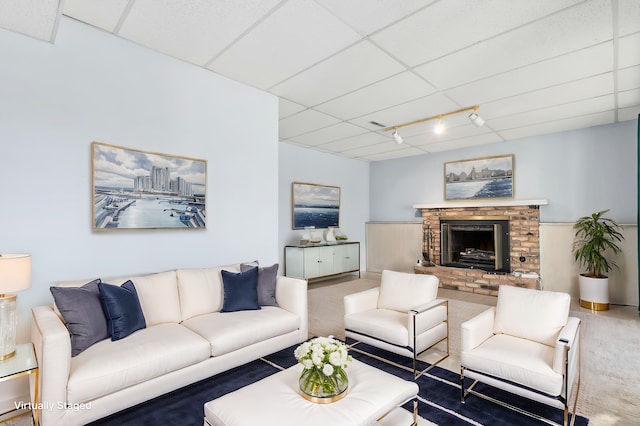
(98, 280, 146, 341)
(221, 267, 261, 312)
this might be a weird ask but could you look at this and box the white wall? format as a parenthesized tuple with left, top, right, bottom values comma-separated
(278, 143, 370, 271)
(370, 120, 637, 223)
(0, 17, 280, 352)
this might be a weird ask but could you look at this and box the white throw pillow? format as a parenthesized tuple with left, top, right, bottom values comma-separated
(127, 270, 181, 326)
(377, 270, 439, 313)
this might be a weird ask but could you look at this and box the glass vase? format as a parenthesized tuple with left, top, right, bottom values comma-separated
(299, 366, 348, 404)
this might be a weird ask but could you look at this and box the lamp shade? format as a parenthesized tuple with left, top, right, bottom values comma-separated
(0, 254, 32, 294)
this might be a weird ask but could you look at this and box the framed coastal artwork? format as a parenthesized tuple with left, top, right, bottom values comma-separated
(444, 154, 513, 200)
(92, 142, 207, 230)
(292, 182, 340, 229)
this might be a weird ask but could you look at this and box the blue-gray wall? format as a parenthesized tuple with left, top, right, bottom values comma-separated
(0, 17, 279, 347)
(370, 120, 637, 224)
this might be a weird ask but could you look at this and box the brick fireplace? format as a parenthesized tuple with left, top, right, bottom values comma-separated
(414, 200, 547, 296)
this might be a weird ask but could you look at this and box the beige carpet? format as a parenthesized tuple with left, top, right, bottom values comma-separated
(309, 274, 640, 426)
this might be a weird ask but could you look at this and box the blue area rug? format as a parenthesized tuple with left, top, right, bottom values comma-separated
(90, 341, 588, 425)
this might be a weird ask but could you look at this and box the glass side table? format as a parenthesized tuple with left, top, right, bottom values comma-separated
(0, 343, 39, 426)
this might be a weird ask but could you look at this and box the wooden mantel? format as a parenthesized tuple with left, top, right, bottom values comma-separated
(413, 199, 548, 209)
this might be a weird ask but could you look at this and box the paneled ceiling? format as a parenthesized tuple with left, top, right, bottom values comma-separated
(2, 0, 639, 162)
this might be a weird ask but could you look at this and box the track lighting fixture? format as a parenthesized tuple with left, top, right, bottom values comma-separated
(392, 130, 403, 144)
(384, 105, 484, 140)
(468, 111, 485, 127)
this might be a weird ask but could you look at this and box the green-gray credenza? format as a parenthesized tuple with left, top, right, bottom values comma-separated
(284, 241, 360, 281)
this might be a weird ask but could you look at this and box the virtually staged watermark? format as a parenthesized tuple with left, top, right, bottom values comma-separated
(14, 401, 92, 411)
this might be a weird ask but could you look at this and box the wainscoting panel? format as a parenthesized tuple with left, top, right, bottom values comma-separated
(540, 223, 638, 306)
(366, 222, 422, 273)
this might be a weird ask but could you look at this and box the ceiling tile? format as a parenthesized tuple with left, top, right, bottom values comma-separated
(279, 109, 340, 139)
(618, 65, 640, 91)
(371, 0, 582, 67)
(279, 98, 306, 119)
(618, 105, 640, 121)
(488, 95, 615, 130)
(415, 0, 612, 89)
(445, 42, 614, 106)
(618, 32, 640, 68)
(618, 0, 640, 36)
(497, 111, 615, 141)
(341, 141, 407, 158)
(480, 73, 614, 120)
(423, 133, 504, 153)
(118, 0, 281, 66)
(315, 0, 434, 35)
(207, 0, 361, 89)
(63, 0, 129, 32)
(270, 40, 405, 106)
(315, 132, 391, 152)
(618, 88, 640, 108)
(0, 0, 60, 42)
(362, 147, 427, 162)
(314, 71, 435, 120)
(351, 93, 461, 131)
(288, 122, 368, 146)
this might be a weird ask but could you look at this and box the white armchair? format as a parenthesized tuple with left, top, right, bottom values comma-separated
(344, 270, 448, 378)
(461, 285, 581, 426)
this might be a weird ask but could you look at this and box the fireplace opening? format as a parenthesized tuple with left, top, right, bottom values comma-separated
(440, 217, 510, 273)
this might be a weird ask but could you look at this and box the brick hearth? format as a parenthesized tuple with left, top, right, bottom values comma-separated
(415, 203, 543, 296)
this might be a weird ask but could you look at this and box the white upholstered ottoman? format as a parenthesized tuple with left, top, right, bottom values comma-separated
(204, 359, 418, 426)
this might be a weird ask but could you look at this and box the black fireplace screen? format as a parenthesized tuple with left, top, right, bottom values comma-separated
(440, 218, 510, 272)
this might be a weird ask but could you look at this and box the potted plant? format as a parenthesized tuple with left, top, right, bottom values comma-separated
(572, 209, 624, 311)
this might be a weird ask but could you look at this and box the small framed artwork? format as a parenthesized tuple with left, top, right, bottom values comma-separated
(444, 154, 513, 200)
(292, 182, 340, 229)
(92, 142, 207, 230)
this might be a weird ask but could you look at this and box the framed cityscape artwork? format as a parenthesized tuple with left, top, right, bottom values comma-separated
(92, 142, 207, 230)
(444, 154, 513, 200)
(292, 182, 340, 229)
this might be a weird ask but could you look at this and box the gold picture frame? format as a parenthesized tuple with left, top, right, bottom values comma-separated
(444, 154, 513, 200)
(291, 182, 340, 230)
(92, 142, 207, 230)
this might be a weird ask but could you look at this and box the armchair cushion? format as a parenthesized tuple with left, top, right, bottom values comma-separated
(461, 334, 562, 396)
(494, 285, 570, 347)
(344, 309, 409, 348)
(377, 270, 438, 313)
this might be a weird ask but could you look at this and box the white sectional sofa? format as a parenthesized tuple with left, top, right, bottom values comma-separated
(31, 264, 308, 426)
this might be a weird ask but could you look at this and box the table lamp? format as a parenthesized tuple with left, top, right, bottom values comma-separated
(0, 254, 32, 360)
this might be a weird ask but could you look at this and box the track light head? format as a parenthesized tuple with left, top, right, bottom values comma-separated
(434, 118, 445, 134)
(392, 130, 403, 144)
(468, 112, 485, 127)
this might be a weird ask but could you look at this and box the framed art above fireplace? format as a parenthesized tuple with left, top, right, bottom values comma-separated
(444, 154, 513, 200)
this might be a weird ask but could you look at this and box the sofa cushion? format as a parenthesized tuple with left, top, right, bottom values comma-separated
(176, 265, 240, 321)
(460, 334, 562, 396)
(98, 281, 147, 341)
(50, 279, 109, 357)
(67, 323, 210, 404)
(494, 285, 570, 347)
(241, 263, 279, 307)
(377, 270, 439, 313)
(129, 270, 181, 326)
(221, 267, 260, 312)
(182, 307, 300, 357)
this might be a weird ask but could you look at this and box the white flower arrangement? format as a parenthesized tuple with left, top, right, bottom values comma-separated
(295, 336, 352, 397)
